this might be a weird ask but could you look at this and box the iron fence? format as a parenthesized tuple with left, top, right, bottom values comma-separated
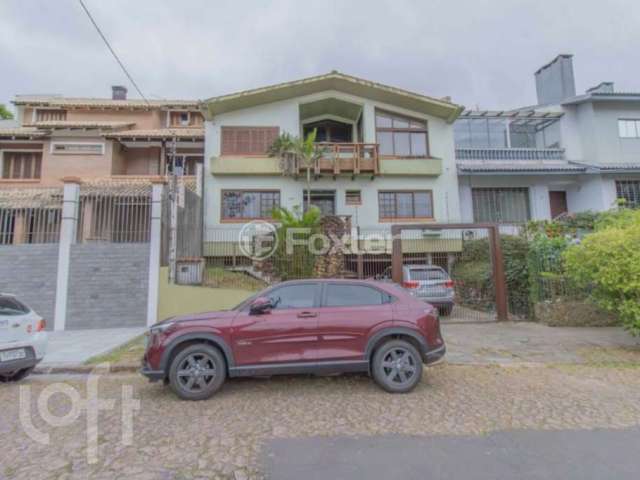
(0, 189, 63, 245)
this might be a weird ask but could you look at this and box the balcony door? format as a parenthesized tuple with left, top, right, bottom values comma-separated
(304, 190, 336, 216)
(303, 120, 352, 143)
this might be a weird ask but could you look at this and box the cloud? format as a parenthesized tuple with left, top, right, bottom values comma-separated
(1, 0, 639, 111)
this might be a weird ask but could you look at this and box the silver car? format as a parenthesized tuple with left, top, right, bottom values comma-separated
(380, 265, 455, 316)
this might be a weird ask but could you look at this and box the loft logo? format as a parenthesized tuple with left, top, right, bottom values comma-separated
(19, 363, 140, 464)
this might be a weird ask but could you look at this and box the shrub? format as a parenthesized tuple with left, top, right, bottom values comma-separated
(526, 234, 572, 303)
(563, 210, 640, 335)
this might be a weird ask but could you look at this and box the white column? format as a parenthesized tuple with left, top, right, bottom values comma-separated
(53, 178, 80, 331)
(146, 179, 165, 326)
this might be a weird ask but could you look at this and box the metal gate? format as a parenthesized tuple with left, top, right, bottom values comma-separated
(391, 223, 508, 322)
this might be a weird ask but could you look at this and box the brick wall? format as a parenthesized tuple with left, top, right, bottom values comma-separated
(66, 243, 149, 329)
(0, 244, 59, 329)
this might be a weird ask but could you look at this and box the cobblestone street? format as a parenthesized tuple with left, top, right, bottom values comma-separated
(2, 361, 640, 479)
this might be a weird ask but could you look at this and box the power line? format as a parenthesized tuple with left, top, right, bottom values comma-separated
(77, 0, 150, 105)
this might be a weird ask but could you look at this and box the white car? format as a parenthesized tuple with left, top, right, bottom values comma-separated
(0, 294, 48, 382)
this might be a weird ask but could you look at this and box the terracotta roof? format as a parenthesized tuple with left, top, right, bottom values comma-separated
(0, 127, 47, 139)
(13, 96, 199, 109)
(105, 128, 204, 139)
(28, 120, 135, 130)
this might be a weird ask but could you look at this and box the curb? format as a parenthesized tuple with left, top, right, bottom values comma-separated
(34, 363, 140, 375)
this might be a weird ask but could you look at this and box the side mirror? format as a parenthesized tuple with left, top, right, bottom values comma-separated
(249, 297, 272, 315)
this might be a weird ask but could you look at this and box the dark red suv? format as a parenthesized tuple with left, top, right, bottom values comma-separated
(142, 279, 445, 400)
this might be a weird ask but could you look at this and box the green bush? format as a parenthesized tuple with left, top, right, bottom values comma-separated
(451, 235, 530, 315)
(526, 234, 571, 303)
(564, 210, 640, 335)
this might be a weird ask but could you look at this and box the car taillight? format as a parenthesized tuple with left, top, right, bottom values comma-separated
(36, 319, 46, 332)
(403, 280, 419, 289)
(445, 280, 454, 288)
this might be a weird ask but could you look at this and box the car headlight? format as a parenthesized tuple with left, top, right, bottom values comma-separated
(149, 321, 175, 335)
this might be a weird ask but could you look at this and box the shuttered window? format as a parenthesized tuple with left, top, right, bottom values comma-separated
(35, 109, 66, 122)
(220, 127, 279, 155)
(2, 152, 42, 179)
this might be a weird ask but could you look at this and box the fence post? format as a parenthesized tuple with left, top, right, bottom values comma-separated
(53, 177, 80, 331)
(146, 178, 165, 326)
(490, 225, 509, 321)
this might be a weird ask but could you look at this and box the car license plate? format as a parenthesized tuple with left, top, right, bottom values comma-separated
(0, 348, 26, 362)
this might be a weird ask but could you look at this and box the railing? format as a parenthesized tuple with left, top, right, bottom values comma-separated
(281, 143, 379, 176)
(0, 189, 63, 245)
(456, 147, 565, 161)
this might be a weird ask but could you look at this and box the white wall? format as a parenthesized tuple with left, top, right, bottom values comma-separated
(204, 90, 461, 229)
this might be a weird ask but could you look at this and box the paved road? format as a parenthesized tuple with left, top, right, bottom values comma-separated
(264, 428, 640, 480)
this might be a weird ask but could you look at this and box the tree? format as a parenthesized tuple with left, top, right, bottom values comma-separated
(563, 209, 640, 335)
(0, 104, 13, 120)
(268, 129, 326, 209)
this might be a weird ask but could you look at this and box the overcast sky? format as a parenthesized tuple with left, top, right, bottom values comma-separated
(2, 0, 640, 113)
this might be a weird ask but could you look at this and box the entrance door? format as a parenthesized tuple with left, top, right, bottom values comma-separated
(304, 190, 336, 215)
(549, 191, 568, 219)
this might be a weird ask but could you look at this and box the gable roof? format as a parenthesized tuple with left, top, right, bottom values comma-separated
(201, 71, 463, 123)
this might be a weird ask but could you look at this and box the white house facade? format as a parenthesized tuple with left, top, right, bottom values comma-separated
(201, 72, 464, 235)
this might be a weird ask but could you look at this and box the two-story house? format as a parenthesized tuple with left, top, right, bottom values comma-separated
(456, 54, 640, 225)
(0, 85, 204, 187)
(201, 71, 464, 235)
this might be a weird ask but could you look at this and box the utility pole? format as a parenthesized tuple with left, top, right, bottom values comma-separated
(168, 136, 178, 283)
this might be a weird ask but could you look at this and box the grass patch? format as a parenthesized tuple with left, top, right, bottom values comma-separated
(203, 267, 267, 291)
(575, 346, 640, 368)
(85, 335, 146, 366)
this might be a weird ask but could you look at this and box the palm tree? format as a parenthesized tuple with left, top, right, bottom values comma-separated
(268, 130, 327, 209)
(271, 205, 322, 279)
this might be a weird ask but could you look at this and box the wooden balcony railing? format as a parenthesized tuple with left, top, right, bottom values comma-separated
(281, 143, 379, 176)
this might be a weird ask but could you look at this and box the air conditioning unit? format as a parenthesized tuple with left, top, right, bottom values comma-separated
(176, 258, 204, 285)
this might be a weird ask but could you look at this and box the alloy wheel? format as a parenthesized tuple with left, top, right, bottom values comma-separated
(381, 347, 417, 386)
(176, 353, 217, 393)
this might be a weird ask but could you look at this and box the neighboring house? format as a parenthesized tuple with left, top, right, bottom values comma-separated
(201, 71, 464, 234)
(0, 86, 204, 186)
(456, 54, 640, 224)
(0, 86, 204, 245)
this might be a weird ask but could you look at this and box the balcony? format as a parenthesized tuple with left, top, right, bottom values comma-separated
(310, 143, 379, 176)
(456, 147, 565, 162)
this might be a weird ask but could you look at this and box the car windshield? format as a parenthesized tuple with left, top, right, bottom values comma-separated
(409, 269, 448, 281)
(0, 296, 29, 315)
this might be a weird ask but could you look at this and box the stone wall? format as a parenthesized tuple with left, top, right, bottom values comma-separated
(0, 244, 59, 329)
(66, 243, 149, 329)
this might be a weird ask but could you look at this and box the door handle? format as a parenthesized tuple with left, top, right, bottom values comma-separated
(297, 311, 318, 318)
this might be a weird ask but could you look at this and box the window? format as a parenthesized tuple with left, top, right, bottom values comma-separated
(618, 119, 640, 138)
(616, 180, 640, 207)
(303, 190, 335, 215)
(35, 109, 66, 122)
(220, 127, 280, 155)
(221, 190, 280, 220)
(345, 190, 362, 205)
(325, 284, 386, 307)
(269, 283, 318, 310)
(167, 155, 203, 176)
(378, 191, 433, 220)
(1, 152, 42, 179)
(303, 120, 352, 142)
(376, 110, 428, 157)
(169, 111, 204, 127)
(51, 142, 104, 155)
(0, 296, 30, 315)
(408, 268, 448, 281)
(472, 188, 531, 223)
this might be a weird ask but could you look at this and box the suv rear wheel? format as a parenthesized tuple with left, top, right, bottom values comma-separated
(168, 344, 226, 401)
(372, 339, 422, 393)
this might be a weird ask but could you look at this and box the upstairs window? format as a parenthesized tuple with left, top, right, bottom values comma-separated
(618, 119, 640, 138)
(221, 190, 280, 220)
(2, 152, 42, 179)
(35, 109, 66, 122)
(220, 127, 280, 155)
(378, 190, 433, 220)
(376, 110, 428, 157)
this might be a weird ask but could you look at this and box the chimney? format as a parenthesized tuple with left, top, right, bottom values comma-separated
(111, 85, 127, 100)
(586, 81, 614, 94)
(534, 54, 576, 105)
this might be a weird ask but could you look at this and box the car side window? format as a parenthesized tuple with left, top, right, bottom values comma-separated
(325, 284, 386, 307)
(0, 296, 29, 315)
(269, 284, 318, 310)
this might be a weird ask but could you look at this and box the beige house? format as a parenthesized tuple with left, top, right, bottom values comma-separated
(0, 86, 204, 187)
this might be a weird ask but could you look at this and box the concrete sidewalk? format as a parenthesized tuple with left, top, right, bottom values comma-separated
(442, 321, 639, 365)
(40, 327, 145, 367)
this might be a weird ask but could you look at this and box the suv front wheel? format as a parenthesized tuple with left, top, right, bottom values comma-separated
(372, 339, 423, 393)
(168, 344, 226, 401)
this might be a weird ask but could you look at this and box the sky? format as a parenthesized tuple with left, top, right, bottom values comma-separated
(1, 0, 640, 114)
